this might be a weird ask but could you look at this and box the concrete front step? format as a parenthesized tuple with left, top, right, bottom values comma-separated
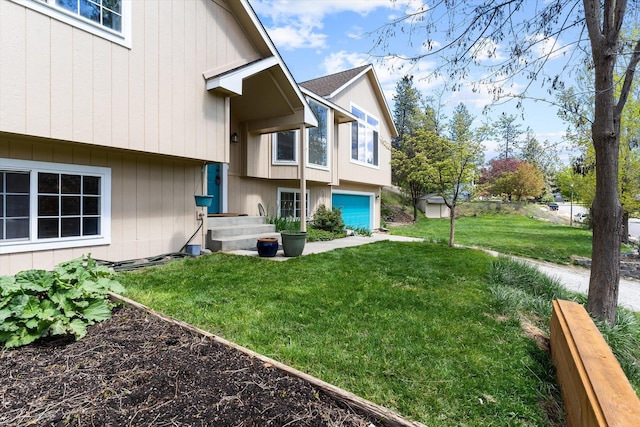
(206, 215, 266, 228)
(206, 232, 281, 252)
(208, 223, 276, 239)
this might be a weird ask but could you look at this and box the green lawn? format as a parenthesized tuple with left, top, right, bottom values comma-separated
(391, 211, 593, 263)
(119, 242, 559, 426)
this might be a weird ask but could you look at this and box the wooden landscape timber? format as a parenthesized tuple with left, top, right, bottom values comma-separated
(108, 292, 426, 427)
(550, 299, 640, 426)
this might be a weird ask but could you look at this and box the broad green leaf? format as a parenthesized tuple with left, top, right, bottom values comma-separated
(15, 270, 54, 292)
(81, 299, 112, 323)
(0, 276, 19, 296)
(19, 295, 43, 319)
(50, 292, 77, 317)
(79, 279, 101, 295)
(0, 295, 11, 310)
(38, 299, 60, 320)
(48, 319, 68, 336)
(0, 330, 12, 344)
(97, 277, 126, 294)
(4, 326, 40, 348)
(7, 294, 29, 316)
(0, 320, 19, 332)
(69, 318, 87, 339)
(0, 306, 13, 323)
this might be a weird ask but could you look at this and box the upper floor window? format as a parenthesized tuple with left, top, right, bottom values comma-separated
(351, 104, 379, 167)
(0, 158, 111, 254)
(308, 99, 329, 169)
(273, 130, 298, 164)
(23, 0, 131, 48)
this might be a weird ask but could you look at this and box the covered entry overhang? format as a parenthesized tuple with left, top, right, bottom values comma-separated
(204, 57, 317, 133)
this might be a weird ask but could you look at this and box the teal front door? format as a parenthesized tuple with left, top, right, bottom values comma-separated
(207, 164, 220, 214)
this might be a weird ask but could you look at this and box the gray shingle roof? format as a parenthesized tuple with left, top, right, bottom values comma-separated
(299, 65, 370, 97)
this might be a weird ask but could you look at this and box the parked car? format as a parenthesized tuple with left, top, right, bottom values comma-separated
(574, 212, 588, 223)
(547, 202, 559, 211)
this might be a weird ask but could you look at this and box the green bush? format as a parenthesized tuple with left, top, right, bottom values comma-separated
(267, 216, 301, 232)
(310, 205, 345, 234)
(0, 256, 125, 348)
(306, 228, 339, 242)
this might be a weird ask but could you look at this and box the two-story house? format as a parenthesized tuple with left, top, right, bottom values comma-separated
(0, 0, 395, 275)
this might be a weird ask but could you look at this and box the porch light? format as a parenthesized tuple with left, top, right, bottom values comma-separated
(230, 132, 239, 143)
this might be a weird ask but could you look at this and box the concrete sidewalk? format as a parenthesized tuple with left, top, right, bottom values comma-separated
(226, 232, 423, 260)
(520, 258, 640, 313)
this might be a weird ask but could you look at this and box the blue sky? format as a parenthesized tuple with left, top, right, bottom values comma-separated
(249, 0, 579, 163)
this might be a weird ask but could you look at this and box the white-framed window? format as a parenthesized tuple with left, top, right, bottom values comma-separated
(277, 188, 309, 220)
(0, 158, 111, 254)
(307, 99, 329, 169)
(351, 104, 379, 167)
(22, 0, 132, 48)
(272, 131, 298, 164)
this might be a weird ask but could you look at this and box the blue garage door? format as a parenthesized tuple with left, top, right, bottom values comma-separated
(332, 193, 372, 230)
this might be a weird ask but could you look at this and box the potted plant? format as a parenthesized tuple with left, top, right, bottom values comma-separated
(280, 230, 306, 257)
(256, 237, 279, 257)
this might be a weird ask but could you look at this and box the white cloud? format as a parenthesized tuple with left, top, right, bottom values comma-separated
(526, 34, 570, 60)
(470, 38, 505, 63)
(268, 23, 327, 50)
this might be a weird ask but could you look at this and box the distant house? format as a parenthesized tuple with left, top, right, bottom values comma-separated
(0, 0, 395, 275)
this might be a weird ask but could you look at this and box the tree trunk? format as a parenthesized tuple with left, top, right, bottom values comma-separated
(622, 211, 630, 244)
(412, 198, 418, 221)
(449, 206, 455, 247)
(586, 26, 622, 325)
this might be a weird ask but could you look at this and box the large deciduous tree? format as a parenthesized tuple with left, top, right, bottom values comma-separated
(375, 0, 640, 325)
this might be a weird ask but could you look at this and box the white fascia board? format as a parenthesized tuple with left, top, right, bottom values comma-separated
(205, 56, 279, 94)
(328, 65, 372, 99)
(301, 88, 357, 123)
(238, 0, 317, 128)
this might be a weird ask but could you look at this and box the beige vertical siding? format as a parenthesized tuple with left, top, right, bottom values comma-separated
(0, 0, 258, 163)
(0, 135, 203, 276)
(331, 76, 392, 187)
(227, 176, 331, 218)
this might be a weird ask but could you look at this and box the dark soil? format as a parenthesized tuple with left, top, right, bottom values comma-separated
(382, 204, 414, 225)
(0, 306, 379, 427)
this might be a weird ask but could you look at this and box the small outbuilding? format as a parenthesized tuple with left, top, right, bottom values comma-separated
(418, 194, 451, 219)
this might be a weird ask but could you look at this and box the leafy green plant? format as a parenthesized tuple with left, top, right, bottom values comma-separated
(0, 256, 125, 348)
(306, 227, 338, 242)
(266, 215, 301, 232)
(351, 226, 372, 236)
(310, 204, 345, 234)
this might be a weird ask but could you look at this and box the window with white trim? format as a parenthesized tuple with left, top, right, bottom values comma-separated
(273, 131, 298, 164)
(307, 99, 329, 168)
(24, 0, 131, 48)
(277, 188, 309, 220)
(1, 159, 111, 253)
(351, 104, 379, 167)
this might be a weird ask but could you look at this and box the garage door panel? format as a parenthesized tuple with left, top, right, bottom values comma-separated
(332, 193, 371, 230)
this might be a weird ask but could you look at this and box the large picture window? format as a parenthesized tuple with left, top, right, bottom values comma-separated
(277, 188, 310, 220)
(0, 159, 111, 253)
(273, 131, 298, 164)
(307, 99, 329, 168)
(351, 104, 379, 167)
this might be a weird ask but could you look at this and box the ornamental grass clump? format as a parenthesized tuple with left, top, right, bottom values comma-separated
(0, 256, 125, 348)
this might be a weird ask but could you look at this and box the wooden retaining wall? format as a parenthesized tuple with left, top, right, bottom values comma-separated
(550, 299, 640, 426)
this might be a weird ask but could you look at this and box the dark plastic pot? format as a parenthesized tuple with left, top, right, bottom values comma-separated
(257, 238, 279, 257)
(281, 231, 306, 257)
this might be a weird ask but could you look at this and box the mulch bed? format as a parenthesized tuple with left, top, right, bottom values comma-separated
(1, 305, 388, 427)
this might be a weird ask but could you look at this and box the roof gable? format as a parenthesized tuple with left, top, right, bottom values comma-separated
(299, 65, 370, 98)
